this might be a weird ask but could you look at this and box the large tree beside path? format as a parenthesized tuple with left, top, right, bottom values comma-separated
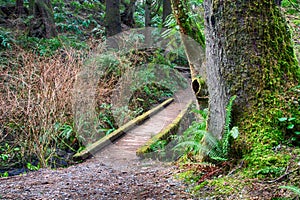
(204, 0, 299, 167)
(204, 0, 299, 135)
(172, 0, 299, 168)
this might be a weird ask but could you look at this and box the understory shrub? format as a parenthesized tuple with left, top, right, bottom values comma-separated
(0, 48, 83, 168)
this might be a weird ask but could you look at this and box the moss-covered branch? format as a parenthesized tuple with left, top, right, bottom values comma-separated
(170, 0, 208, 101)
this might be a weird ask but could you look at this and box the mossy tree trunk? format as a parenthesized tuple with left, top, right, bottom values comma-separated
(170, 0, 208, 105)
(106, 0, 121, 37)
(204, 0, 299, 152)
(29, 0, 57, 38)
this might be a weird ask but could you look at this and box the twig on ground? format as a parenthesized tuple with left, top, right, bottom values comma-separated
(265, 167, 299, 184)
(227, 160, 244, 176)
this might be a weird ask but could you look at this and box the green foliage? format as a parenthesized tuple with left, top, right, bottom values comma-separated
(162, 15, 179, 38)
(129, 82, 173, 112)
(282, 0, 300, 14)
(0, 0, 14, 6)
(238, 85, 299, 177)
(53, 0, 104, 37)
(97, 103, 116, 135)
(26, 162, 40, 171)
(17, 35, 87, 56)
(162, 16, 188, 67)
(95, 53, 122, 78)
(279, 185, 300, 196)
(100, 47, 188, 125)
(132, 0, 162, 27)
(187, 0, 205, 34)
(173, 109, 207, 156)
(0, 142, 22, 168)
(278, 116, 300, 145)
(256, 166, 285, 177)
(174, 96, 239, 162)
(53, 122, 79, 152)
(133, 3, 145, 27)
(56, 17, 97, 35)
(0, 29, 13, 49)
(176, 169, 202, 184)
(0, 171, 9, 177)
(22, 37, 62, 56)
(150, 140, 167, 153)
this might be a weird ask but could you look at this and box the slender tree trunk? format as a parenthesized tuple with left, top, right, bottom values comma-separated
(204, 0, 299, 141)
(121, 0, 136, 27)
(145, 0, 151, 27)
(29, 0, 57, 38)
(162, 0, 172, 24)
(171, 0, 208, 105)
(16, 0, 25, 16)
(106, 0, 122, 37)
(144, 0, 152, 47)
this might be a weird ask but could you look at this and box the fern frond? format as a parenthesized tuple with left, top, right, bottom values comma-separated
(224, 95, 236, 134)
(175, 96, 239, 162)
(173, 141, 202, 154)
(202, 131, 219, 149)
(221, 95, 237, 157)
(192, 108, 208, 119)
(279, 185, 300, 195)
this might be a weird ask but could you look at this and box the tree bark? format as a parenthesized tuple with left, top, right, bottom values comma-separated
(204, 0, 299, 140)
(145, 0, 152, 27)
(121, 0, 136, 27)
(29, 0, 57, 38)
(274, 0, 282, 6)
(162, 0, 172, 24)
(171, 0, 207, 104)
(106, 0, 122, 37)
(16, 0, 25, 16)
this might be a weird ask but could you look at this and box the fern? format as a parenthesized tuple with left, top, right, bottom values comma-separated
(224, 95, 236, 134)
(221, 95, 237, 158)
(279, 185, 300, 196)
(161, 15, 179, 39)
(174, 95, 239, 162)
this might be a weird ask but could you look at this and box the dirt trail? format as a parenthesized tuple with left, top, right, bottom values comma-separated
(0, 88, 196, 200)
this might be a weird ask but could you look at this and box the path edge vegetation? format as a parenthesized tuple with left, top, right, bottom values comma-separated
(73, 98, 174, 161)
(179, 0, 299, 169)
(169, 0, 300, 198)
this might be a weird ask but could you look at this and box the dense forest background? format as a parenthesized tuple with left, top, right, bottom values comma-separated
(0, 0, 300, 198)
(0, 0, 194, 172)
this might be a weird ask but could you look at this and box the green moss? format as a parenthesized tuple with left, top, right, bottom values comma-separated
(202, 177, 247, 197)
(234, 81, 299, 176)
(176, 170, 201, 184)
(178, 0, 299, 197)
(243, 149, 291, 177)
(193, 180, 208, 192)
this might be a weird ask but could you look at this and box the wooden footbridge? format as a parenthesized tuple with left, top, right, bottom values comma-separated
(73, 87, 197, 169)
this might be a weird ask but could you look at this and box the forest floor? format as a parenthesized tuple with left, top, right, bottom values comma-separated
(0, 89, 197, 199)
(0, 157, 194, 200)
(0, 5, 299, 200)
(1, 150, 298, 200)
